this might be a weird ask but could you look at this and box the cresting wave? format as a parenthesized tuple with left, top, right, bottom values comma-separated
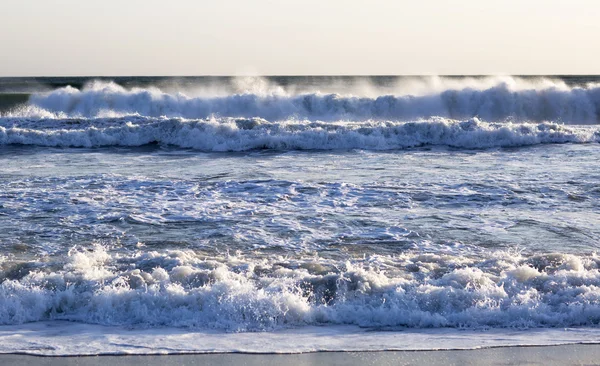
(0, 117, 597, 150)
(5, 78, 600, 123)
(3, 246, 600, 330)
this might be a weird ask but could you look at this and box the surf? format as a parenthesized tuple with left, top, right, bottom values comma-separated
(0, 117, 596, 150)
(3, 76, 600, 123)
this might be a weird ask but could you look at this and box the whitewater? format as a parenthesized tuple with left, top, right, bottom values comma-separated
(1, 76, 600, 355)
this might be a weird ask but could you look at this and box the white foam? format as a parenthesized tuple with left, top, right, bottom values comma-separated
(4, 247, 600, 331)
(0, 117, 596, 150)
(6, 78, 600, 123)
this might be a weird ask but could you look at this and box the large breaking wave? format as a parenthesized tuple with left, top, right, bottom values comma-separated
(1, 77, 599, 150)
(3, 77, 600, 123)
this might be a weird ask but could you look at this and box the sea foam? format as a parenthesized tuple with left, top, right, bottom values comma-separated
(3, 246, 600, 330)
(7, 78, 600, 123)
(0, 117, 596, 150)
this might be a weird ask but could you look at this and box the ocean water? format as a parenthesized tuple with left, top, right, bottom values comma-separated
(1, 76, 600, 355)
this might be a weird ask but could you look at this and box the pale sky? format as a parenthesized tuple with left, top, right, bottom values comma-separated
(0, 0, 598, 76)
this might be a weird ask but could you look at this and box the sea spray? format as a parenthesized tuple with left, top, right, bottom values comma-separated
(8, 78, 600, 123)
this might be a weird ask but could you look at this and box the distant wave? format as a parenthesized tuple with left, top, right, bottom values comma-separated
(4, 78, 600, 123)
(0, 117, 596, 150)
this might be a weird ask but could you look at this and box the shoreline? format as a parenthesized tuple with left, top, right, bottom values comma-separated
(2, 344, 600, 365)
(4, 322, 600, 356)
(5, 340, 600, 356)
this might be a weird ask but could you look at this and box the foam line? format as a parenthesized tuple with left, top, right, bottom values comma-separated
(0, 117, 596, 150)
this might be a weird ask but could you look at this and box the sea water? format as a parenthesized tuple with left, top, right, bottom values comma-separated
(0, 76, 600, 355)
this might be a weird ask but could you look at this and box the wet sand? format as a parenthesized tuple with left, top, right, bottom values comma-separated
(2, 344, 600, 366)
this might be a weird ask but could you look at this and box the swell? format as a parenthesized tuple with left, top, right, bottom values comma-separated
(5, 79, 600, 123)
(0, 117, 596, 150)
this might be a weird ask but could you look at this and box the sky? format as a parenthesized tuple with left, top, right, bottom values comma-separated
(0, 0, 598, 76)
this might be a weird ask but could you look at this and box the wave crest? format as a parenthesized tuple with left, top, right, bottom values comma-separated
(6, 78, 600, 123)
(0, 117, 596, 150)
(3, 246, 600, 330)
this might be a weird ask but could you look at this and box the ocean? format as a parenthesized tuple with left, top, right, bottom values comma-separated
(1, 75, 600, 355)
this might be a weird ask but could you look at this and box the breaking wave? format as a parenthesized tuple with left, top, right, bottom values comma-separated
(4, 78, 600, 123)
(0, 117, 597, 150)
(3, 246, 600, 330)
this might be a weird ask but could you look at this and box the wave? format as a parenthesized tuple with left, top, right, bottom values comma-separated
(4, 78, 600, 123)
(3, 246, 600, 330)
(0, 117, 596, 150)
